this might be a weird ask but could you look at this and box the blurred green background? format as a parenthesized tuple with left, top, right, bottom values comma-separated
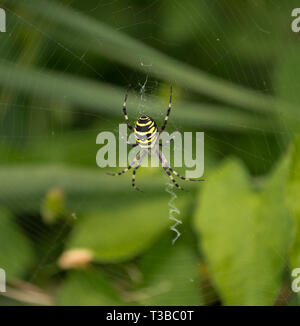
(1, 0, 300, 306)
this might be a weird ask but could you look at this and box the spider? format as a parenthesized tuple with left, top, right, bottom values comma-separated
(107, 86, 204, 191)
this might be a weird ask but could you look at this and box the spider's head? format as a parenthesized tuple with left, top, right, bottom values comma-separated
(134, 115, 158, 148)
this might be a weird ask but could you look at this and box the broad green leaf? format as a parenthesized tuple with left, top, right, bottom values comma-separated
(193, 158, 293, 305)
(286, 136, 300, 272)
(0, 208, 34, 279)
(136, 234, 203, 306)
(56, 268, 124, 306)
(66, 195, 190, 263)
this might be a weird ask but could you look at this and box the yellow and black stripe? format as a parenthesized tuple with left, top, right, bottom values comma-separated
(134, 115, 158, 148)
(108, 86, 205, 191)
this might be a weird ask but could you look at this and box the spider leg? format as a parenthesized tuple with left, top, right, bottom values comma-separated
(107, 150, 144, 176)
(156, 148, 183, 190)
(131, 150, 148, 191)
(123, 87, 134, 132)
(158, 150, 205, 182)
(167, 166, 205, 181)
(132, 164, 143, 192)
(159, 85, 172, 134)
(106, 165, 132, 176)
(162, 165, 183, 190)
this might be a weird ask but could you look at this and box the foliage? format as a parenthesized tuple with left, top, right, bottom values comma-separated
(0, 0, 300, 306)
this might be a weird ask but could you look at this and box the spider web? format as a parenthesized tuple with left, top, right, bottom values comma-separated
(0, 0, 298, 307)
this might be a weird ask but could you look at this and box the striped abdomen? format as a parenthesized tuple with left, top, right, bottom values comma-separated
(134, 115, 158, 148)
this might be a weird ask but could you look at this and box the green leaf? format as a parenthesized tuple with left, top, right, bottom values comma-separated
(286, 136, 300, 270)
(193, 158, 293, 305)
(0, 208, 34, 279)
(56, 269, 124, 306)
(67, 195, 190, 263)
(136, 235, 203, 306)
(0, 165, 167, 214)
(0, 61, 275, 132)
(160, 0, 213, 43)
(7, 0, 285, 115)
(274, 44, 300, 132)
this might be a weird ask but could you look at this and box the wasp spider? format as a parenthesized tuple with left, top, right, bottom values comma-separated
(107, 86, 204, 191)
